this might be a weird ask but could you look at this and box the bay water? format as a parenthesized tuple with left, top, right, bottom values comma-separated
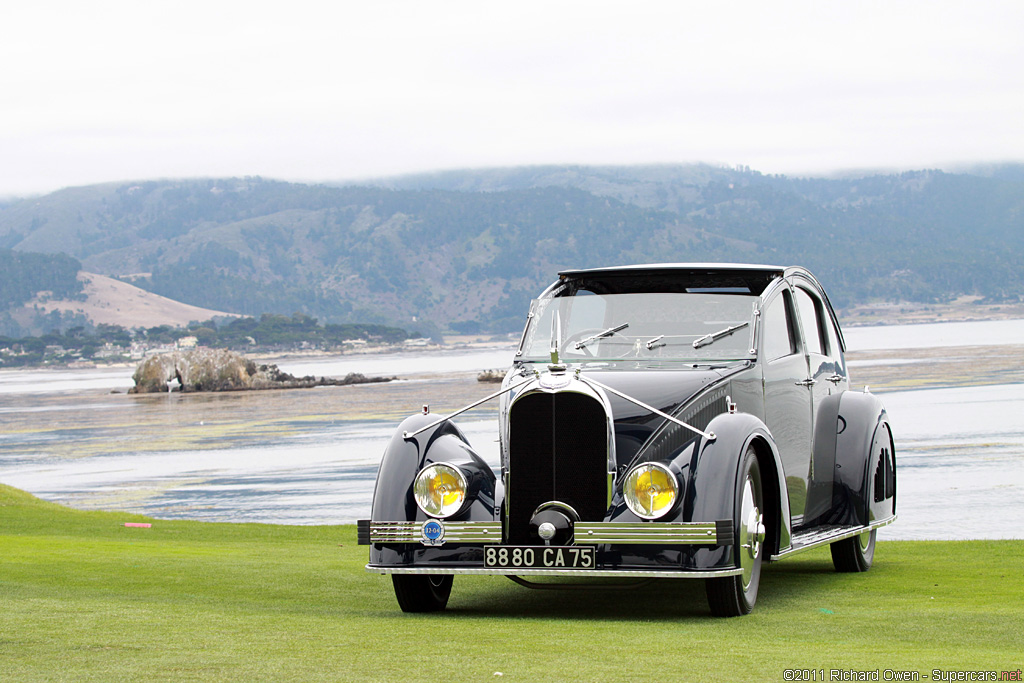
(2, 320, 1023, 539)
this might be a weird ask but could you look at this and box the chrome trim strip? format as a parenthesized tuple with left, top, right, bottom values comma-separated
(369, 521, 502, 544)
(574, 522, 719, 544)
(367, 565, 744, 579)
(770, 515, 897, 561)
(515, 305, 536, 357)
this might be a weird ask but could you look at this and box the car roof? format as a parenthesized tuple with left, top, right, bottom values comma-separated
(558, 263, 785, 279)
(556, 263, 788, 296)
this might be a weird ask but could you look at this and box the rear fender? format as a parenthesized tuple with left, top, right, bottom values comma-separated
(687, 412, 792, 560)
(830, 392, 892, 526)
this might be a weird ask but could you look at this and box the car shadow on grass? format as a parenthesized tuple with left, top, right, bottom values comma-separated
(403, 556, 846, 621)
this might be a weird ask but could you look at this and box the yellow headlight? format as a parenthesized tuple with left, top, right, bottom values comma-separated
(413, 463, 468, 518)
(623, 463, 678, 519)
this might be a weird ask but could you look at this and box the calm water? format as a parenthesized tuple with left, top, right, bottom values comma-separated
(2, 322, 1024, 539)
(842, 317, 1024, 350)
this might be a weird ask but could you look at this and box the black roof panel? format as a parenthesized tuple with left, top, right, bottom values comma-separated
(557, 263, 785, 296)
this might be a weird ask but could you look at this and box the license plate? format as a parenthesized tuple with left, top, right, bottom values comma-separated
(484, 545, 596, 569)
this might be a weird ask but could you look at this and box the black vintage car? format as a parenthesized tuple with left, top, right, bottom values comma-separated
(358, 264, 896, 616)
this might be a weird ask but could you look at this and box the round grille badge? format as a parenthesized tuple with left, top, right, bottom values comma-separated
(421, 520, 445, 546)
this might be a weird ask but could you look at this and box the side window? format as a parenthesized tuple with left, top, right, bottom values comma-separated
(762, 291, 796, 361)
(794, 288, 824, 356)
(822, 310, 843, 361)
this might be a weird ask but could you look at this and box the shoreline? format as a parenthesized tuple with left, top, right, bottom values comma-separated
(838, 296, 1024, 327)
(5, 307, 1024, 372)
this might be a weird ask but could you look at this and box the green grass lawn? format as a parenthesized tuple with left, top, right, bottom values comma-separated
(2, 483, 1021, 682)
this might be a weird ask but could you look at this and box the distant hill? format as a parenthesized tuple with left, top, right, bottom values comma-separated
(2, 165, 1023, 333)
(30, 272, 239, 329)
(0, 247, 82, 306)
(0, 247, 86, 335)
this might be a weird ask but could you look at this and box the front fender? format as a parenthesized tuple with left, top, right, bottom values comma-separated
(370, 413, 497, 524)
(688, 412, 792, 558)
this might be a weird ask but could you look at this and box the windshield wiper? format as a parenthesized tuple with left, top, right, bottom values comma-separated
(644, 335, 665, 350)
(574, 323, 629, 350)
(692, 322, 749, 349)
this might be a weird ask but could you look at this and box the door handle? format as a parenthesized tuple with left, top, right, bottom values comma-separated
(795, 378, 816, 387)
(826, 374, 845, 385)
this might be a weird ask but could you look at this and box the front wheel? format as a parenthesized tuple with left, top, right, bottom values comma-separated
(391, 574, 453, 612)
(706, 445, 765, 617)
(831, 529, 876, 572)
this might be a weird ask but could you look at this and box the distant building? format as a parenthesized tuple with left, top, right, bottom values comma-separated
(143, 344, 177, 357)
(177, 336, 199, 349)
(94, 343, 127, 359)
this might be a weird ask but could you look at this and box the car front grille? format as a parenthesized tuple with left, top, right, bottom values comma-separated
(506, 391, 608, 544)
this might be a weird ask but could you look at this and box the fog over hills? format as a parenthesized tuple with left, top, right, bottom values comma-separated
(2, 164, 1023, 334)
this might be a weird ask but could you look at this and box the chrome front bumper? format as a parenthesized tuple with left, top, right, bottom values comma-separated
(366, 565, 743, 579)
(359, 519, 732, 546)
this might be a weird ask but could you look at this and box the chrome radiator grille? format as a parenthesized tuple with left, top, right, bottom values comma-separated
(506, 391, 608, 544)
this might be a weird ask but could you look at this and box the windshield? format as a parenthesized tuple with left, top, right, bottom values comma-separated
(520, 292, 758, 362)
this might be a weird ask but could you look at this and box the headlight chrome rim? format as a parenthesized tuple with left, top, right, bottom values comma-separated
(413, 463, 468, 518)
(623, 462, 679, 520)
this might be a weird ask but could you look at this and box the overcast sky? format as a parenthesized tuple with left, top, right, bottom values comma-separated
(2, 1, 1022, 197)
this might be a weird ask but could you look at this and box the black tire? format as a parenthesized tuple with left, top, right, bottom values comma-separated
(831, 529, 876, 572)
(706, 446, 765, 617)
(391, 574, 453, 612)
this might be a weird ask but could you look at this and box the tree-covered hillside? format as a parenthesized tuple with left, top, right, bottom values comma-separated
(0, 248, 82, 308)
(1, 165, 1022, 333)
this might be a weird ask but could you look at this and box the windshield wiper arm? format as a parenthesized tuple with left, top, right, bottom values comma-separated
(574, 323, 629, 350)
(692, 322, 749, 349)
(644, 335, 665, 350)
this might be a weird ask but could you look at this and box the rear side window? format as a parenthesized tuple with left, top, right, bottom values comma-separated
(762, 291, 795, 361)
(794, 288, 824, 355)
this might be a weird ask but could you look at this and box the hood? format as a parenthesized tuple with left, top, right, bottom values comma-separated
(518, 359, 745, 427)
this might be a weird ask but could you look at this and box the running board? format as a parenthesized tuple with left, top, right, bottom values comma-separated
(770, 516, 896, 561)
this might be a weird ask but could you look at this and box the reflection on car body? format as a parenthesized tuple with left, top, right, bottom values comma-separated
(359, 263, 896, 616)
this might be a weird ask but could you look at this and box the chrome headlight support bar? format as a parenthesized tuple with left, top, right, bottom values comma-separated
(401, 368, 716, 443)
(403, 376, 537, 440)
(580, 375, 717, 442)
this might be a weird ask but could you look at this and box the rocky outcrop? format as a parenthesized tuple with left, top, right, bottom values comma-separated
(476, 369, 505, 383)
(129, 349, 394, 393)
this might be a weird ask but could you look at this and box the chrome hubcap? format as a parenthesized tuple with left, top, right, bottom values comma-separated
(738, 476, 764, 590)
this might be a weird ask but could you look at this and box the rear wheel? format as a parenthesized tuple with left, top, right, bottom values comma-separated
(392, 574, 453, 612)
(831, 529, 876, 572)
(706, 446, 765, 617)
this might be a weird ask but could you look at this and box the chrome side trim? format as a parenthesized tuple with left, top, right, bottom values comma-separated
(770, 515, 897, 561)
(369, 521, 502, 544)
(367, 565, 744, 579)
(574, 521, 722, 545)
